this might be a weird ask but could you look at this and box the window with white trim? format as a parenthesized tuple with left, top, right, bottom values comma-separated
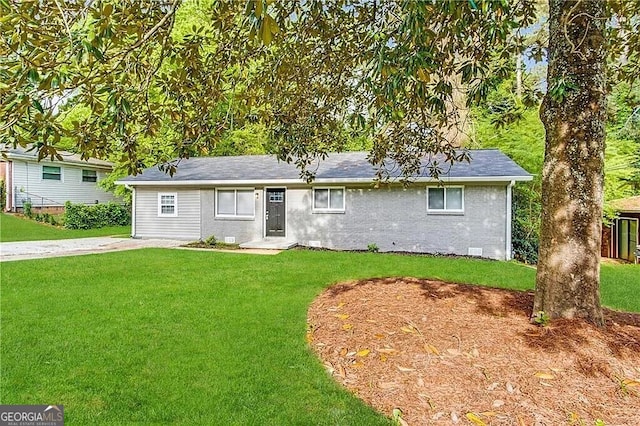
(42, 165, 61, 181)
(313, 187, 345, 212)
(82, 169, 97, 182)
(427, 186, 464, 212)
(158, 193, 177, 217)
(216, 189, 255, 218)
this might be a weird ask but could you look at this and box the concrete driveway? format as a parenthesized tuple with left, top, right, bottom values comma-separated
(0, 237, 186, 262)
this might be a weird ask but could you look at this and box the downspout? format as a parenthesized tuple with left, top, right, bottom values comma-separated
(5, 161, 12, 211)
(127, 185, 136, 238)
(506, 180, 514, 261)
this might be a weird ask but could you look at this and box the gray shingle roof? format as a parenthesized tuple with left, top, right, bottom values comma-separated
(118, 150, 531, 185)
(1, 144, 113, 168)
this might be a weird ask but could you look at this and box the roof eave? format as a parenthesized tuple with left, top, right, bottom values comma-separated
(4, 152, 113, 169)
(116, 175, 533, 186)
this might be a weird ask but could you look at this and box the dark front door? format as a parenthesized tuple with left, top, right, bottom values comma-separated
(266, 188, 286, 237)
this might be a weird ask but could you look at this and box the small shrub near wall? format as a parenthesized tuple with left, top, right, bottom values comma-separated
(0, 179, 5, 211)
(63, 201, 131, 229)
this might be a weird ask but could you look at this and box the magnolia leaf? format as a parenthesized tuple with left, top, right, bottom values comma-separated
(400, 326, 416, 334)
(622, 378, 640, 387)
(334, 314, 349, 320)
(379, 382, 399, 389)
(356, 349, 370, 357)
(534, 372, 555, 380)
(342, 324, 353, 331)
(425, 344, 440, 355)
(397, 366, 415, 372)
(465, 412, 486, 426)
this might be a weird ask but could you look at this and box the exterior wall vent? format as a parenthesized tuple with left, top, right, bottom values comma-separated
(468, 247, 483, 257)
(308, 240, 322, 248)
(224, 237, 236, 244)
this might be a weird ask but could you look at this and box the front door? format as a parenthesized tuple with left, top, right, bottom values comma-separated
(266, 188, 286, 237)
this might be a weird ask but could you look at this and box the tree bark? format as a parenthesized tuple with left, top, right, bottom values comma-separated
(535, 0, 606, 326)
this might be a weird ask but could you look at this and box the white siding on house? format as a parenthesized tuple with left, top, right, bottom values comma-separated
(11, 160, 119, 208)
(134, 187, 201, 240)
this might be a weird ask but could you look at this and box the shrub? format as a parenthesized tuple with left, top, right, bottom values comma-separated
(0, 179, 5, 211)
(64, 201, 131, 229)
(367, 243, 379, 253)
(23, 202, 33, 218)
(204, 235, 217, 246)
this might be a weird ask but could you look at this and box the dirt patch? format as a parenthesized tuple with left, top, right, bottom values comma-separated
(307, 278, 640, 425)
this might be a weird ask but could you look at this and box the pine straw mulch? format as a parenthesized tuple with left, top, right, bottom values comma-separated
(307, 278, 640, 426)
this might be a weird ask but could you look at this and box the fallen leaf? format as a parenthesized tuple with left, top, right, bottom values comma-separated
(380, 355, 388, 362)
(401, 326, 416, 333)
(339, 348, 348, 357)
(622, 378, 640, 387)
(486, 382, 499, 391)
(451, 412, 459, 423)
(337, 302, 345, 308)
(446, 348, 461, 356)
(492, 399, 504, 408)
(366, 319, 377, 323)
(540, 381, 553, 387)
(323, 362, 334, 374)
(346, 351, 356, 357)
(506, 382, 515, 393)
(534, 372, 555, 380)
(425, 344, 440, 355)
(378, 382, 399, 389)
(305, 333, 313, 343)
(377, 348, 398, 354)
(374, 333, 385, 339)
(470, 348, 480, 357)
(342, 323, 353, 331)
(337, 365, 346, 378)
(352, 361, 364, 368)
(356, 349, 370, 357)
(480, 411, 498, 417)
(397, 365, 415, 372)
(465, 412, 487, 426)
(335, 314, 349, 320)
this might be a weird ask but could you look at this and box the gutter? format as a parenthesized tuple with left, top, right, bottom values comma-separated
(506, 180, 514, 261)
(115, 175, 534, 187)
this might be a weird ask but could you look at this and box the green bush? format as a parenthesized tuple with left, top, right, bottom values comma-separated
(64, 201, 131, 229)
(0, 179, 5, 211)
(23, 202, 33, 218)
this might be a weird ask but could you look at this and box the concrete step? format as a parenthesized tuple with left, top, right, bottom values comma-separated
(239, 238, 298, 250)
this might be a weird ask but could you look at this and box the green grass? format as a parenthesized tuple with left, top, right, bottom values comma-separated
(1, 250, 638, 424)
(0, 213, 130, 242)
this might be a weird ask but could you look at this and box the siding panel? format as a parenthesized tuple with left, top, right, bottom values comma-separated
(11, 160, 119, 208)
(135, 187, 201, 239)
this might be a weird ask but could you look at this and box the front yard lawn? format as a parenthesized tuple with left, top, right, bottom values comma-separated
(1, 249, 637, 424)
(0, 213, 130, 242)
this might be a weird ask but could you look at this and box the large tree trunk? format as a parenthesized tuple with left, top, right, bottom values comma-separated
(535, 0, 606, 326)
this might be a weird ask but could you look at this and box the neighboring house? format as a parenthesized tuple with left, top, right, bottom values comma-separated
(602, 196, 640, 262)
(1, 145, 120, 212)
(117, 150, 531, 260)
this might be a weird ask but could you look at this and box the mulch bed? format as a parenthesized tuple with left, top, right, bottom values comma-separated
(307, 278, 640, 425)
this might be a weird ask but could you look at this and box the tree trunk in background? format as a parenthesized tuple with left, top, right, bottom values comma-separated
(535, 0, 606, 326)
